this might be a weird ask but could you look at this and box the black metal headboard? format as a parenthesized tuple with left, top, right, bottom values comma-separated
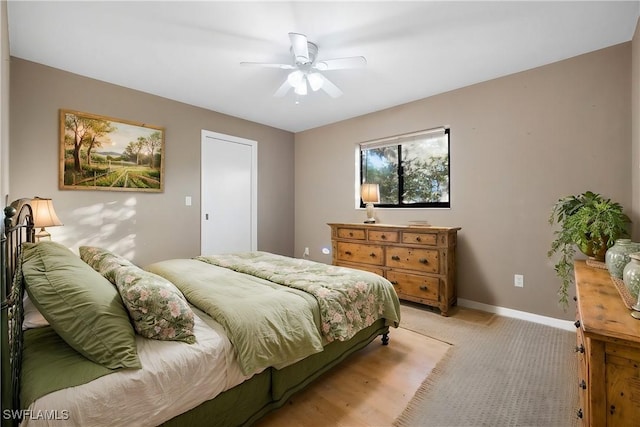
(1, 200, 35, 427)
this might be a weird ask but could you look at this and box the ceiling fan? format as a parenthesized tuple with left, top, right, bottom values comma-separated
(240, 33, 366, 98)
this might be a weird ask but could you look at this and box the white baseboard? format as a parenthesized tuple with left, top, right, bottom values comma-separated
(457, 298, 576, 332)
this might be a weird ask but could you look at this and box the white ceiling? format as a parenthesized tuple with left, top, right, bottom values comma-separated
(7, 1, 640, 133)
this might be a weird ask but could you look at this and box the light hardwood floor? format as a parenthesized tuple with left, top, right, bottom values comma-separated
(255, 327, 450, 427)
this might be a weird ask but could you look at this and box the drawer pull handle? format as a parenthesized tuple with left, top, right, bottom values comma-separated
(345, 251, 352, 256)
(419, 258, 428, 264)
(369, 253, 376, 258)
(575, 344, 585, 354)
(576, 409, 583, 419)
(416, 236, 421, 242)
(574, 320, 581, 329)
(381, 234, 387, 240)
(610, 405, 616, 415)
(349, 232, 353, 237)
(420, 286, 428, 291)
(392, 255, 400, 261)
(579, 380, 586, 390)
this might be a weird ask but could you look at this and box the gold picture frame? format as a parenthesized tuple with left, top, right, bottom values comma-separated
(59, 109, 165, 192)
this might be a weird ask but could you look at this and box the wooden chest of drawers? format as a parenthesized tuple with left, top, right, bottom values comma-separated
(328, 223, 460, 316)
(574, 261, 640, 426)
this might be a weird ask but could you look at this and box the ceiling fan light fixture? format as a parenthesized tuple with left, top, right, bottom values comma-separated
(242, 33, 365, 99)
(307, 73, 324, 91)
(294, 77, 308, 95)
(287, 70, 304, 87)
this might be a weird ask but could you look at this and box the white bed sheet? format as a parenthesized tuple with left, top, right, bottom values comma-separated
(21, 306, 254, 427)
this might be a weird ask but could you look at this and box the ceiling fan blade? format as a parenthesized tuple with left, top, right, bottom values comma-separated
(317, 74, 343, 98)
(273, 79, 293, 97)
(289, 32, 310, 64)
(314, 56, 367, 71)
(240, 62, 295, 70)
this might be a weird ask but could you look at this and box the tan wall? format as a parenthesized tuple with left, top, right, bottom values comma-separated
(295, 43, 632, 320)
(633, 17, 640, 241)
(9, 59, 295, 265)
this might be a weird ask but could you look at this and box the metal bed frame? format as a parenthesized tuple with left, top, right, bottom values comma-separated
(1, 200, 35, 427)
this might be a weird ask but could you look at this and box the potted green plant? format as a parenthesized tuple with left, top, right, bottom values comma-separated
(548, 191, 631, 307)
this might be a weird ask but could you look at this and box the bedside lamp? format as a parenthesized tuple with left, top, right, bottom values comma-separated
(360, 183, 380, 224)
(31, 197, 63, 241)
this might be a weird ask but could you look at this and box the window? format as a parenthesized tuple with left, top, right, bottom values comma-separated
(359, 127, 450, 208)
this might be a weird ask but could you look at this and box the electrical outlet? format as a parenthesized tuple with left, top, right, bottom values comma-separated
(303, 247, 310, 257)
(514, 274, 524, 288)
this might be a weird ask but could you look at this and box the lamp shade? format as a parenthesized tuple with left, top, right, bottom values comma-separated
(31, 197, 63, 228)
(360, 183, 380, 204)
(287, 70, 304, 87)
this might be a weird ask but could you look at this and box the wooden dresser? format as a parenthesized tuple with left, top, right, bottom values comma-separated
(574, 260, 640, 426)
(328, 223, 460, 316)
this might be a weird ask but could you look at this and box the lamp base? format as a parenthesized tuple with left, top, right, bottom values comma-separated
(364, 203, 377, 224)
(35, 227, 51, 241)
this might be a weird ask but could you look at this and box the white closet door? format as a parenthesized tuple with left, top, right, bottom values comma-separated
(201, 130, 257, 255)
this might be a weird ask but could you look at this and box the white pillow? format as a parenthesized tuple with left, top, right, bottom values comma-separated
(23, 293, 50, 330)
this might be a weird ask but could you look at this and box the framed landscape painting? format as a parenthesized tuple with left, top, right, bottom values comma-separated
(59, 109, 165, 192)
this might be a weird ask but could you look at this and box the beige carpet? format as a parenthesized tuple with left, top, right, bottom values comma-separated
(394, 303, 579, 427)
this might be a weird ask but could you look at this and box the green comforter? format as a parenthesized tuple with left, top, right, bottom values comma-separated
(196, 252, 401, 342)
(146, 258, 324, 375)
(148, 252, 400, 376)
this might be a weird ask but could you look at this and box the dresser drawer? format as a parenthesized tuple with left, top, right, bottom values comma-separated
(336, 242, 384, 266)
(402, 231, 438, 246)
(387, 270, 439, 302)
(368, 230, 399, 243)
(337, 227, 366, 240)
(386, 247, 439, 273)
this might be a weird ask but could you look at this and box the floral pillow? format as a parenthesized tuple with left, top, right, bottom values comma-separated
(79, 246, 134, 283)
(113, 265, 196, 344)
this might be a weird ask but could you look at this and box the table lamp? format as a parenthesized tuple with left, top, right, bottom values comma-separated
(360, 183, 380, 224)
(31, 197, 63, 240)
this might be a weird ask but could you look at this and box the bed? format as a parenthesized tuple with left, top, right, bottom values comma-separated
(1, 200, 401, 427)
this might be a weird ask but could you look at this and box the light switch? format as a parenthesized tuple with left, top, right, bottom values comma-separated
(185, 196, 192, 206)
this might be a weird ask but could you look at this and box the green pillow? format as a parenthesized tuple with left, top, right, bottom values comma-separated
(22, 241, 141, 370)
